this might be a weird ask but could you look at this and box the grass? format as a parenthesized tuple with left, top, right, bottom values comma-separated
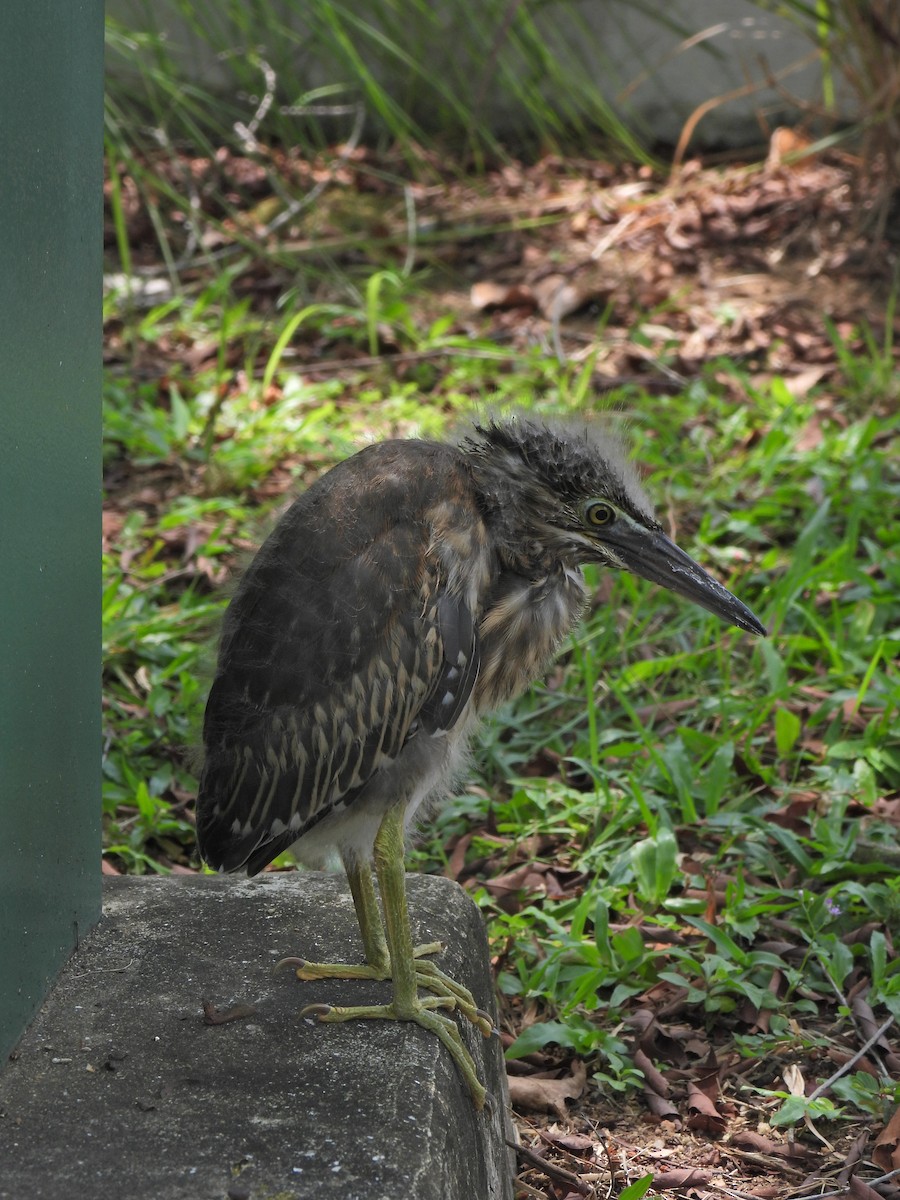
(105, 2, 654, 166)
(93, 19, 900, 1198)
(102, 251, 900, 1138)
(100, 8, 900, 1155)
(415, 370, 900, 1101)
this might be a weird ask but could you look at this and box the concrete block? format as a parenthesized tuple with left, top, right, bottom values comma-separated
(0, 874, 514, 1200)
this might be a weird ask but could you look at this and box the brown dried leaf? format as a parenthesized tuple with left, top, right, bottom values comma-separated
(652, 1167, 713, 1189)
(873, 796, 900, 826)
(470, 280, 535, 311)
(539, 1128, 596, 1157)
(851, 994, 893, 1048)
(849, 1177, 886, 1200)
(645, 1090, 681, 1123)
(531, 274, 575, 319)
(766, 126, 816, 170)
(506, 1059, 586, 1118)
(873, 1106, 900, 1171)
(481, 861, 551, 908)
(786, 367, 829, 401)
(201, 999, 257, 1026)
(839, 1130, 871, 1183)
(730, 1130, 814, 1162)
(783, 1063, 805, 1096)
(634, 1048, 669, 1097)
(685, 1084, 726, 1135)
(445, 831, 473, 881)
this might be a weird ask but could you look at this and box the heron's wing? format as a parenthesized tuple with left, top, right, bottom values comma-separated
(417, 591, 480, 735)
(196, 442, 483, 874)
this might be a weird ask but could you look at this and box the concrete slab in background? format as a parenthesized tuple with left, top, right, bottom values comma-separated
(107, 0, 844, 148)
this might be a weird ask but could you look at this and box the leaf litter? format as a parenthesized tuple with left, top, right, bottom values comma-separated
(103, 132, 900, 1197)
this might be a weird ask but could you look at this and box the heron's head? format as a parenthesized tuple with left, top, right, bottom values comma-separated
(465, 415, 766, 637)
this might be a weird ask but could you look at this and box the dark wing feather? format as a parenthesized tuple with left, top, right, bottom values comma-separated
(196, 440, 483, 875)
(418, 591, 480, 735)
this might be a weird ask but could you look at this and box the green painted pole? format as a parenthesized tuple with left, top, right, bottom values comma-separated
(0, 1, 104, 1062)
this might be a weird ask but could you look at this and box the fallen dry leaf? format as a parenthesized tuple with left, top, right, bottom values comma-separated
(848, 1177, 886, 1200)
(531, 274, 596, 320)
(507, 1059, 587, 1118)
(873, 796, 900, 826)
(685, 1084, 726, 1135)
(538, 1127, 596, 1157)
(766, 126, 817, 170)
(786, 367, 830, 401)
(838, 1130, 871, 1188)
(470, 280, 535, 311)
(645, 1090, 681, 1123)
(729, 1130, 814, 1163)
(873, 1105, 900, 1171)
(783, 1063, 805, 1097)
(633, 1048, 669, 1097)
(652, 1167, 713, 1189)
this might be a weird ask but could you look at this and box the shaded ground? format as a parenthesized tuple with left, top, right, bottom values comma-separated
(107, 140, 898, 399)
(103, 141, 900, 1199)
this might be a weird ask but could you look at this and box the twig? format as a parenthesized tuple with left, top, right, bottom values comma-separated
(788, 1165, 900, 1200)
(672, 51, 820, 176)
(401, 184, 417, 277)
(807, 1013, 895, 1102)
(507, 1139, 591, 1196)
(231, 51, 276, 152)
(254, 342, 517, 379)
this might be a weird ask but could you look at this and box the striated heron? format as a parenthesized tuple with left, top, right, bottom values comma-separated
(196, 415, 765, 1109)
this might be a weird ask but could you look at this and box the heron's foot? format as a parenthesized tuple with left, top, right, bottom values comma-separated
(412, 959, 495, 1038)
(302, 999, 487, 1110)
(275, 955, 391, 982)
(276, 944, 494, 1039)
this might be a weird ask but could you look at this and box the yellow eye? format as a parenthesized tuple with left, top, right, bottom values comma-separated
(585, 501, 616, 528)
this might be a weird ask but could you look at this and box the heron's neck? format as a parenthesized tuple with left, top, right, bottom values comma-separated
(474, 564, 587, 710)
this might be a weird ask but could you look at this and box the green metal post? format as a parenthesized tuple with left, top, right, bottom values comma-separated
(0, 1, 104, 1061)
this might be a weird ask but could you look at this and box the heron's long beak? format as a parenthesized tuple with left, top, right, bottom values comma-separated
(615, 529, 767, 636)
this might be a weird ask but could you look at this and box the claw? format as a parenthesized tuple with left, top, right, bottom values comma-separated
(300, 1003, 333, 1020)
(475, 1008, 499, 1037)
(274, 956, 307, 973)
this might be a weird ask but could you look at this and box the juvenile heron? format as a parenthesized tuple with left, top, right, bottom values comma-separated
(196, 415, 765, 1109)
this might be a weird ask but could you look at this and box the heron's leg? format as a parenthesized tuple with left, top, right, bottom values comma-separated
(274, 851, 443, 983)
(344, 852, 391, 975)
(369, 806, 491, 1031)
(300, 802, 488, 1109)
(341, 853, 445, 972)
(277, 854, 394, 981)
(278, 834, 493, 1036)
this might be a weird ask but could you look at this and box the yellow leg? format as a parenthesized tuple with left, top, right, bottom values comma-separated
(344, 850, 391, 976)
(284, 804, 491, 1109)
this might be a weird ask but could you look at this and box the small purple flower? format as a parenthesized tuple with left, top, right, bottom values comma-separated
(825, 897, 842, 917)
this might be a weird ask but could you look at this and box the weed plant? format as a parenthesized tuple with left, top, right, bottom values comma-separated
(103, 271, 900, 1124)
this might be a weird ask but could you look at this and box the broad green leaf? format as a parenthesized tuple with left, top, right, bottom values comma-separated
(774, 706, 801, 757)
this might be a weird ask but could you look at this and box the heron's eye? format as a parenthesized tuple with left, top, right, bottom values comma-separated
(584, 501, 616, 528)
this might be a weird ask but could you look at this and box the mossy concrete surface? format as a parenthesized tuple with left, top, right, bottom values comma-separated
(0, 874, 514, 1200)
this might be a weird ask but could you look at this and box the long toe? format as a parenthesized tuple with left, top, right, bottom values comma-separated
(302, 997, 487, 1110)
(413, 960, 495, 1037)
